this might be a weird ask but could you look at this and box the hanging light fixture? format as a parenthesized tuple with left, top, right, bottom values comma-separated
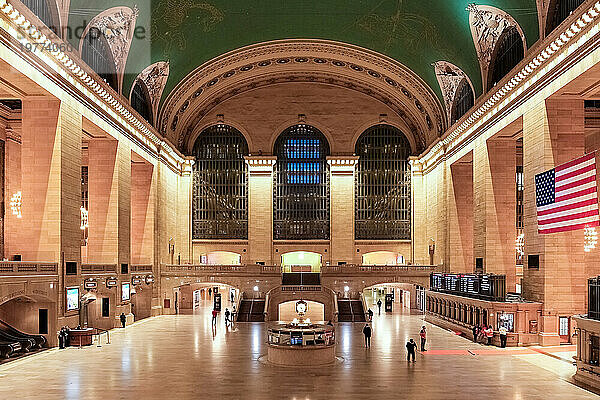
(584, 226, 597, 252)
(10, 191, 21, 218)
(515, 233, 524, 257)
(80, 206, 89, 230)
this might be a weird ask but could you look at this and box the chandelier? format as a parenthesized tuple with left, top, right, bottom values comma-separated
(80, 206, 89, 230)
(584, 226, 597, 252)
(515, 233, 524, 257)
(10, 191, 21, 218)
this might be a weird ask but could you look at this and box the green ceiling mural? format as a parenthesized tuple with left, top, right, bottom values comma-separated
(66, 0, 539, 106)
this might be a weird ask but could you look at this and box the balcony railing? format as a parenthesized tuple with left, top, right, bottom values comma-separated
(321, 265, 437, 274)
(81, 264, 117, 274)
(131, 265, 153, 273)
(0, 262, 58, 275)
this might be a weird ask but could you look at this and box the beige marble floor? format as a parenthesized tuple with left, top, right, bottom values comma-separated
(0, 302, 596, 400)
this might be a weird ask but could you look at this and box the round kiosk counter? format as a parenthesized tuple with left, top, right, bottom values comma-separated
(266, 322, 336, 366)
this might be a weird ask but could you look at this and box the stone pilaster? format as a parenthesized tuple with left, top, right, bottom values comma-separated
(327, 156, 359, 265)
(448, 158, 473, 272)
(473, 138, 517, 290)
(410, 157, 427, 264)
(245, 156, 276, 264)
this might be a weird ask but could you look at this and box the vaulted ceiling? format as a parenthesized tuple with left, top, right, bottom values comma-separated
(66, 0, 540, 107)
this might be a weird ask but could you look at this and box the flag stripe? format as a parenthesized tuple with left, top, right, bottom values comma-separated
(556, 153, 595, 172)
(538, 191, 597, 212)
(539, 220, 600, 234)
(555, 186, 597, 203)
(556, 159, 596, 176)
(538, 198, 599, 216)
(556, 163, 596, 182)
(538, 213, 600, 231)
(538, 209, 599, 226)
(555, 175, 596, 192)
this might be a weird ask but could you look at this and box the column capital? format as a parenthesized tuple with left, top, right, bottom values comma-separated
(327, 156, 359, 175)
(245, 155, 276, 175)
(182, 156, 194, 176)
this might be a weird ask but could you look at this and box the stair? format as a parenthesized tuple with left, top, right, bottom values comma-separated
(351, 300, 366, 322)
(236, 299, 265, 322)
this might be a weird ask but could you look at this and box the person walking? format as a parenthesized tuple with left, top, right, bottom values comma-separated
(377, 298, 382, 315)
(367, 308, 374, 321)
(208, 288, 212, 298)
(485, 325, 494, 345)
(406, 338, 417, 362)
(472, 324, 479, 342)
(212, 308, 218, 325)
(499, 325, 508, 348)
(419, 326, 427, 351)
(120, 312, 126, 328)
(224, 308, 231, 326)
(58, 327, 64, 349)
(363, 323, 372, 348)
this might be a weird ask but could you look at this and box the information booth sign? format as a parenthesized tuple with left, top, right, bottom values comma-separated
(213, 293, 222, 311)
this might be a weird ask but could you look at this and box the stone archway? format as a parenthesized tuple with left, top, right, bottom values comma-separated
(159, 39, 446, 154)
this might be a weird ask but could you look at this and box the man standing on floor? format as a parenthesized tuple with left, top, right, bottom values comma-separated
(472, 324, 479, 342)
(485, 325, 494, 345)
(363, 323, 372, 348)
(406, 338, 417, 362)
(120, 313, 126, 328)
(377, 298, 382, 315)
(224, 308, 231, 326)
(419, 326, 427, 351)
(499, 325, 508, 348)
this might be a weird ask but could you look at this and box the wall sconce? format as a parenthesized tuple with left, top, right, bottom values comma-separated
(10, 191, 21, 218)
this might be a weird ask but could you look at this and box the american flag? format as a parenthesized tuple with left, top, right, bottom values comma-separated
(535, 152, 599, 234)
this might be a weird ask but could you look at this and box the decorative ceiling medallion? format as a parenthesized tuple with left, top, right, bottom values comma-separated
(130, 61, 170, 124)
(159, 39, 447, 154)
(79, 6, 139, 93)
(467, 4, 526, 91)
(433, 61, 474, 122)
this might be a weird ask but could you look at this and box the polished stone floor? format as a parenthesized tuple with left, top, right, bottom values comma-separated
(0, 302, 596, 400)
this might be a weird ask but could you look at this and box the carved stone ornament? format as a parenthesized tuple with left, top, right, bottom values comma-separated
(158, 39, 448, 154)
(79, 6, 139, 93)
(433, 61, 474, 123)
(467, 4, 526, 91)
(131, 62, 170, 123)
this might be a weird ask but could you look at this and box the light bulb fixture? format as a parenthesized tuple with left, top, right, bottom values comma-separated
(584, 226, 597, 252)
(515, 233, 524, 257)
(10, 191, 21, 218)
(80, 206, 89, 230)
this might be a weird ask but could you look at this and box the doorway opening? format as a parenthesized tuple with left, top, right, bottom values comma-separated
(281, 251, 322, 272)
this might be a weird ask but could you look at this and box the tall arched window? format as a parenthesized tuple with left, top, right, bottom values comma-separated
(192, 125, 248, 239)
(546, 0, 584, 34)
(81, 28, 118, 91)
(489, 27, 524, 89)
(22, 0, 57, 34)
(130, 81, 153, 124)
(355, 124, 411, 240)
(274, 124, 330, 240)
(451, 79, 474, 125)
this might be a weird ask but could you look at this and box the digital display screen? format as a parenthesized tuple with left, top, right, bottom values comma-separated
(122, 283, 131, 301)
(291, 331, 303, 345)
(66, 287, 79, 311)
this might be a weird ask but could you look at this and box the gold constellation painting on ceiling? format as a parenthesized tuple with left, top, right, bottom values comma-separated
(152, 0, 224, 57)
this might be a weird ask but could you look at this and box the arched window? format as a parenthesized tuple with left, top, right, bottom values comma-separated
(192, 125, 248, 239)
(451, 79, 474, 125)
(130, 81, 153, 124)
(22, 0, 57, 34)
(81, 28, 118, 91)
(355, 124, 411, 240)
(488, 27, 524, 89)
(546, 0, 584, 34)
(273, 124, 330, 240)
